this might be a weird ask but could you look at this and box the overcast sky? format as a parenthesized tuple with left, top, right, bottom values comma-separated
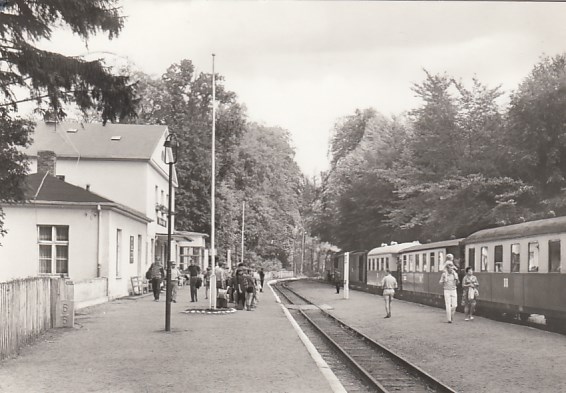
(40, 1, 566, 176)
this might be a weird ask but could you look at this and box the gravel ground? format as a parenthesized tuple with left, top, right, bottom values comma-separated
(289, 280, 566, 393)
(0, 285, 332, 393)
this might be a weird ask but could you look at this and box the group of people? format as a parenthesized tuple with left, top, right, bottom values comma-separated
(146, 258, 267, 311)
(440, 254, 479, 323)
(374, 253, 479, 322)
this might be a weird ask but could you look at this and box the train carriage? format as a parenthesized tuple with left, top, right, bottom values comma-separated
(396, 239, 464, 307)
(366, 241, 420, 293)
(332, 250, 367, 288)
(464, 216, 566, 327)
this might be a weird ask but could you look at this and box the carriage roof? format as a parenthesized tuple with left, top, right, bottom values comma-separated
(465, 216, 566, 244)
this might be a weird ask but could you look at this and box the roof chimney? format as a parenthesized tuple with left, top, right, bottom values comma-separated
(37, 150, 57, 176)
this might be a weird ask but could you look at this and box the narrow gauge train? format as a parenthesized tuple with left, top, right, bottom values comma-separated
(331, 216, 566, 328)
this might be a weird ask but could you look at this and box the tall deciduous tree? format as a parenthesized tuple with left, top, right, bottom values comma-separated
(0, 0, 137, 237)
(506, 54, 566, 201)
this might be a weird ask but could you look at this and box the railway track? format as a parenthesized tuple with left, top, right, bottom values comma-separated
(274, 281, 456, 393)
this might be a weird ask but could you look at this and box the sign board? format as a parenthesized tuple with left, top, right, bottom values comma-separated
(55, 300, 74, 328)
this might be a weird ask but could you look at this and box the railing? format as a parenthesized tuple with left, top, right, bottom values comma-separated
(0, 277, 64, 360)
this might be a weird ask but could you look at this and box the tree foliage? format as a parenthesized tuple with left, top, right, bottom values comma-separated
(312, 55, 566, 249)
(0, 0, 137, 237)
(130, 62, 303, 268)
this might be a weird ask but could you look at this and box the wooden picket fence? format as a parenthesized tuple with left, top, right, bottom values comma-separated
(0, 277, 64, 361)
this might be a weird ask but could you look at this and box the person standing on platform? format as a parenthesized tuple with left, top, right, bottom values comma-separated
(334, 270, 342, 294)
(439, 254, 459, 323)
(259, 268, 265, 292)
(380, 270, 398, 318)
(462, 267, 479, 321)
(235, 268, 246, 310)
(147, 258, 164, 302)
(204, 266, 212, 300)
(215, 262, 227, 295)
(187, 262, 201, 302)
(169, 261, 182, 303)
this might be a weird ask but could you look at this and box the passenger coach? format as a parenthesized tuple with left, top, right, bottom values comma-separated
(396, 239, 464, 307)
(366, 241, 419, 292)
(332, 250, 368, 289)
(463, 216, 566, 327)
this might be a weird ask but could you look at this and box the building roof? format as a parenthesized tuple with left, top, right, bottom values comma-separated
(368, 241, 421, 256)
(465, 216, 566, 244)
(400, 238, 464, 253)
(19, 173, 150, 222)
(25, 121, 168, 160)
(24, 173, 112, 203)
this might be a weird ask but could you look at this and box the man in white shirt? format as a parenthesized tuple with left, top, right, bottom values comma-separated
(169, 261, 182, 303)
(380, 270, 398, 318)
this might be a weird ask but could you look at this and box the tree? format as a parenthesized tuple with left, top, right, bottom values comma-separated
(0, 0, 137, 237)
(506, 54, 566, 201)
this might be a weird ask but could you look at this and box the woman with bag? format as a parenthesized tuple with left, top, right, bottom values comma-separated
(462, 266, 479, 321)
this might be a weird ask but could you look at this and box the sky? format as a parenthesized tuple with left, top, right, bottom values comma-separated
(39, 1, 566, 176)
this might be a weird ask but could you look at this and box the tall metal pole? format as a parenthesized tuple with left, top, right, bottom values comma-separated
(165, 159, 173, 331)
(241, 201, 245, 265)
(209, 53, 217, 310)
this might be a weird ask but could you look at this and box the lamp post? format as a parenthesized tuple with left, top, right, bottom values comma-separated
(164, 132, 178, 331)
(209, 53, 217, 310)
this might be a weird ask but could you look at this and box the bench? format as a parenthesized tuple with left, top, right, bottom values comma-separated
(131, 276, 149, 295)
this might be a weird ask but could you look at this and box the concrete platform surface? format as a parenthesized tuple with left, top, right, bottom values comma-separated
(0, 285, 332, 393)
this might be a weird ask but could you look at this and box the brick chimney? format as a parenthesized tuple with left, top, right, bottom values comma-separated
(37, 150, 57, 176)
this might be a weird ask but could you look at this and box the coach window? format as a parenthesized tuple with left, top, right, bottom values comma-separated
(403, 255, 408, 272)
(511, 244, 520, 272)
(381, 257, 385, 271)
(430, 252, 435, 271)
(481, 247, 488, 272)
(422, 253, 428, 272)
(468, 248, 476, 271)
(494, 245, 503, 272)
(386, 257, 390, 270)
(409, 254, 414, 272)
(528, 242, 539, 272)
(549, 240, 561, 273)
(438, 251, 445, 270)
(415, 254, 421, 272)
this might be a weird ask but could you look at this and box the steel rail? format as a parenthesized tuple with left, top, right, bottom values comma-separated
(277, 282, 457, 393)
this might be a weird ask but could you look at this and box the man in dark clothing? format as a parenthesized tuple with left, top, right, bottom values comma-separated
(147, 259, 165, 301)
(187, 262, 201, 302)
(259, 268, 265, 292)
(334, 270, 342, 294)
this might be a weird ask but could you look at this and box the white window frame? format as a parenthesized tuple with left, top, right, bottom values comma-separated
(38, 225, 69, 276)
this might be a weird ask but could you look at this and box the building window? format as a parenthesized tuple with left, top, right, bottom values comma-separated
(180, 246, 191, 270)
(511, 244, 520, 272)
(137, 235, 142, 267)
(528, 242, 539, 272)
(549, 240, 561, 273)
(494, 245, 503, 272)
(480, 247, 488, 271)
(468, 248, 476, 271)
(116, 229, 122, 277)
(430, 252, 435, 272)
(129, 236, 135, 264)
(38, 225, 69, 275)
